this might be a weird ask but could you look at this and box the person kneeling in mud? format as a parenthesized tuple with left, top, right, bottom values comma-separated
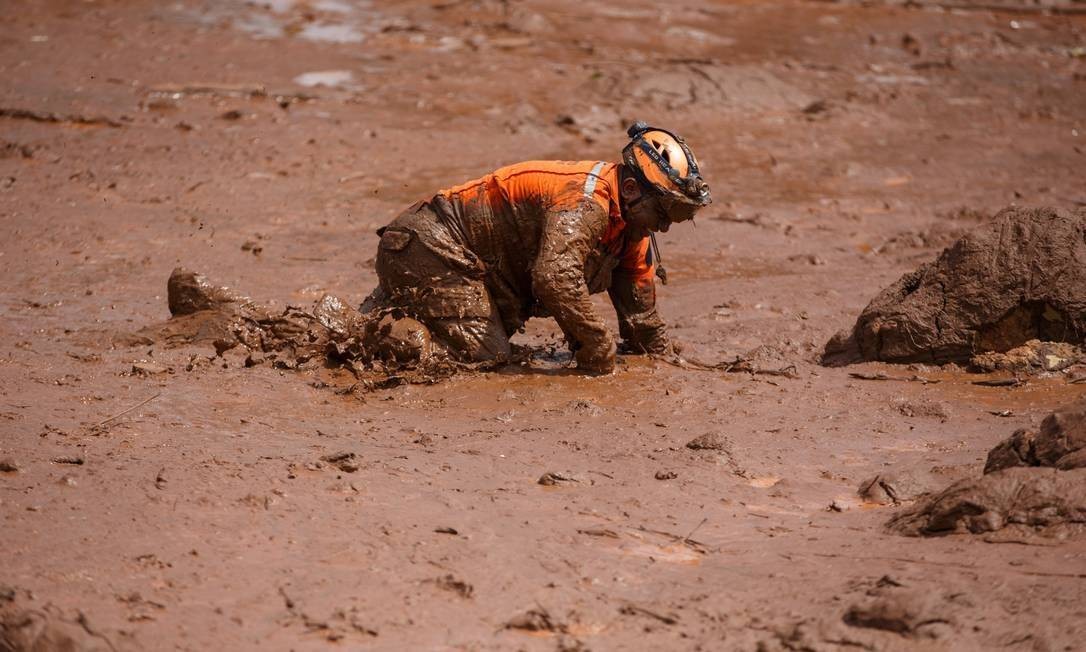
(361, 122, 712, 374)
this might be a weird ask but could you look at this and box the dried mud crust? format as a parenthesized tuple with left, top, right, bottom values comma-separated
(823, 206, 1086, 367)
(887, 401, 1086, 538)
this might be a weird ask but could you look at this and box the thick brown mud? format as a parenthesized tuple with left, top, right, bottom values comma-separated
(3, 0, 1086, 650)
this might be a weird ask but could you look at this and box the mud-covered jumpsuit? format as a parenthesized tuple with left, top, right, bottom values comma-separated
(363, 161, 669, 373)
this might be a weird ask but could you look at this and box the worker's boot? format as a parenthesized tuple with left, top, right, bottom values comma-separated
(365, 313, 433, 366)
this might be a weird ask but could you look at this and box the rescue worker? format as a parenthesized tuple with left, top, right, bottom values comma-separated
(361, 122, 711, 374)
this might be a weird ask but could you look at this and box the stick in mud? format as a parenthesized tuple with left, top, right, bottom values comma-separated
(0, 107, 124, 128)
(656, 354, 800, 379)
(849, 372, 940, 384)
(94, 392, 162, 429)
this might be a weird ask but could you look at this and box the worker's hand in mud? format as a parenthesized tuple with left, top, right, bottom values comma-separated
(575, 335, 617, 375)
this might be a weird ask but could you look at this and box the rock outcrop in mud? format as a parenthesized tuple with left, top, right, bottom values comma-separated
(824, 206, 1086, 366)
(886, 467, 1086, 537)
(985, 399, 1086, 473)
(888, 400, 1086, 538)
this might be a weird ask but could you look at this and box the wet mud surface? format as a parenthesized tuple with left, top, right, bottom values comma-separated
(2, 0, 1086, 650)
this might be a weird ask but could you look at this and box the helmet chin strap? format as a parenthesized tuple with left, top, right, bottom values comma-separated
(649, 232, 668, 285)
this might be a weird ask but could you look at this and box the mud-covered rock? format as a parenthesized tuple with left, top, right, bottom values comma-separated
(685, 432, 732, 451)
(886, 467, 1086, 537)
(985, 399, 1086, 473)
(823, 206, 1086, 366)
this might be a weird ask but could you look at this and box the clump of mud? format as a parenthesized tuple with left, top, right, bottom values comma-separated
(760, 575, 982, 651)
(142, 268, 475, 391)
(1, 587, 115, 652)
(824, 206, 1086, 367)
(887, 400, 1086, 538)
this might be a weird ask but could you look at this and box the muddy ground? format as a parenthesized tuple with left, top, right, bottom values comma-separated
(2, 0, 1086, 650)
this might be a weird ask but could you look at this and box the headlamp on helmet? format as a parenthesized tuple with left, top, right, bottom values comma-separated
(622, 121, 711, 209)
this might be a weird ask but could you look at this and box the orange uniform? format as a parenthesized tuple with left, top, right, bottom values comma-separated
(366, 160, 669, 371)
(438, 160, 656, 289)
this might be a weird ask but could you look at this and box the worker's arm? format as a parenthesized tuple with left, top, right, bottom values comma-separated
(532, 206, 616, 374)
(608, 236, 671, 354)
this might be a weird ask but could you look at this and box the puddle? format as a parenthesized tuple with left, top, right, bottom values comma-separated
(314, 0, 356, 13)
(294, 70, 355, 88)
(258, 0, 298, 12)
(748, 476, 780, 488)
(897, 370, 1085, 413)
(236, 14, 284, 39)
(621, 541, 701, 565)
(298, 23, 365, 44)
(183, 0, 377, 44)
(582, 527, 704, 565)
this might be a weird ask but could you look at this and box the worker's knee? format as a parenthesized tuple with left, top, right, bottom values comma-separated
(429, 317, 511, 364)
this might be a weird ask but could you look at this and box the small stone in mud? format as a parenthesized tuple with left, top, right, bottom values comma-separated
(892, 398, 948, 420)
(212, 339, 237, 356)
(132, 362, 169, 375)
(801, 99, 829, 115)
(431, 574, 473, 599)
(506, 607, 563, 633)
(412, 432, 436, 446)
(0, 458, 18, 473)
(827, 499, 849, 512)
(654, 470, 678, 481)
(566, 399, 602, 416)
(320, 451, 359, 473)
(685, 432, 731, 451)
(538, 471, 579, 486)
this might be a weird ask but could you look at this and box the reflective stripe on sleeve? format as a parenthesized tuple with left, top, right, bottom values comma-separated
(582, 161, 606, 200)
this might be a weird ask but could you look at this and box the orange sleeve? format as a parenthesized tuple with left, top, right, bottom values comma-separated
(616, 236, 655, 286)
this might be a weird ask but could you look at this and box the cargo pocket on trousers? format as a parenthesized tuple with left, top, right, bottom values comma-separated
(379, 229, 413, 252)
